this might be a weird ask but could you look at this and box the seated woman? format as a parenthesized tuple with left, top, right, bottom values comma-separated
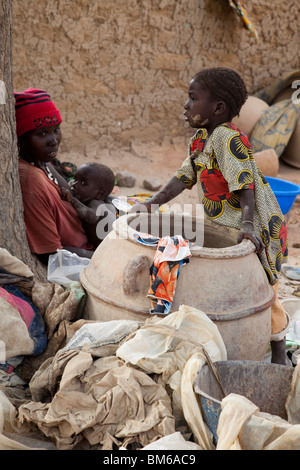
(15, 88, 94, 264)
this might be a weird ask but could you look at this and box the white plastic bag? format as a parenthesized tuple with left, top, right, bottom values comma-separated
(47, 249, 90, 287)
(141, 432, 202, 450)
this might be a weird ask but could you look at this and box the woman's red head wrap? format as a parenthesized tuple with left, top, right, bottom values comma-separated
(14, 88, 62, 137)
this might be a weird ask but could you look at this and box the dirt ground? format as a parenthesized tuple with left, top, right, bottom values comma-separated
(61, 140, 300, 301)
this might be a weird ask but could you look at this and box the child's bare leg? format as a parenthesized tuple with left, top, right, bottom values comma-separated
(270, 282, 290, 365)
(271, 338, 289, 365)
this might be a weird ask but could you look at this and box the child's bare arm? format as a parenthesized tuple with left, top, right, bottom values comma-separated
(60, 187, 73, 202)
(48, 163, 70, 190)
(130, 176, 186, 213)
(72, 199, 99, 224)
(237, 188, 264, 252)
(60, 187, 99, 224)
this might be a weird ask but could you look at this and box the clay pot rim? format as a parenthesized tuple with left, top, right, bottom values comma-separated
(113, 213, 256, 259)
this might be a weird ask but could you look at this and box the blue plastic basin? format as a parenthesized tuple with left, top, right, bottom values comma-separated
(265, 176, 300, 214)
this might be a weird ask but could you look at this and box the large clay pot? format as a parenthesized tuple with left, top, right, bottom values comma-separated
(80, 213, 274, 361)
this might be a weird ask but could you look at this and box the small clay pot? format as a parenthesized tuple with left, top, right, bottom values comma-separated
(253, 149, 279, 177)
(232, 96, 269, 138)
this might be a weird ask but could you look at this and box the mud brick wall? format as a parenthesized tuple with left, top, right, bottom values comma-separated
(12, 0, 299, 161)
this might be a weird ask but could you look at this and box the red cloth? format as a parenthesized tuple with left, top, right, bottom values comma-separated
(14, 88, 62, 137)
(18, 159, 92, 255)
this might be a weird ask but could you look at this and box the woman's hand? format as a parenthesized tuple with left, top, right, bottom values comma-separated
(238, 221, 264, 253)
(60, 186, 72, 202)
(129, 201, 154, 213)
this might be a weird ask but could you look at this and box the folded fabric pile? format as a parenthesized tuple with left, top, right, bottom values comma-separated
(0, 285, 47, 374)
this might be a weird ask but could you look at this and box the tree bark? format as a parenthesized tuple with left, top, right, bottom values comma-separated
(0, 1, 46, 280)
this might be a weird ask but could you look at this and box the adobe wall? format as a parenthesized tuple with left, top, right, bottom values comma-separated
(12, 0, 299, 165)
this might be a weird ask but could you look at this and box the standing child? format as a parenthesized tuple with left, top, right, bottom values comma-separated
(131, 67, 289, 365)
(60, 163, 117, 248)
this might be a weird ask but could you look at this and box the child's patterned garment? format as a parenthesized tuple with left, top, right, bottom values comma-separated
(175, 123, 288, 285)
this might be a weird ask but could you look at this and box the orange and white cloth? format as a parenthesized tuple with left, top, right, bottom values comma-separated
(134, 234, 191, 314)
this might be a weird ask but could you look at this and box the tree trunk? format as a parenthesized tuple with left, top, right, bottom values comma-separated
(0, 1, 46, 280)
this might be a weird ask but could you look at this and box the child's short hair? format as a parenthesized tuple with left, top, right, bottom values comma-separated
(193, 67, 248, 120)
(88, 162, 115, 198)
